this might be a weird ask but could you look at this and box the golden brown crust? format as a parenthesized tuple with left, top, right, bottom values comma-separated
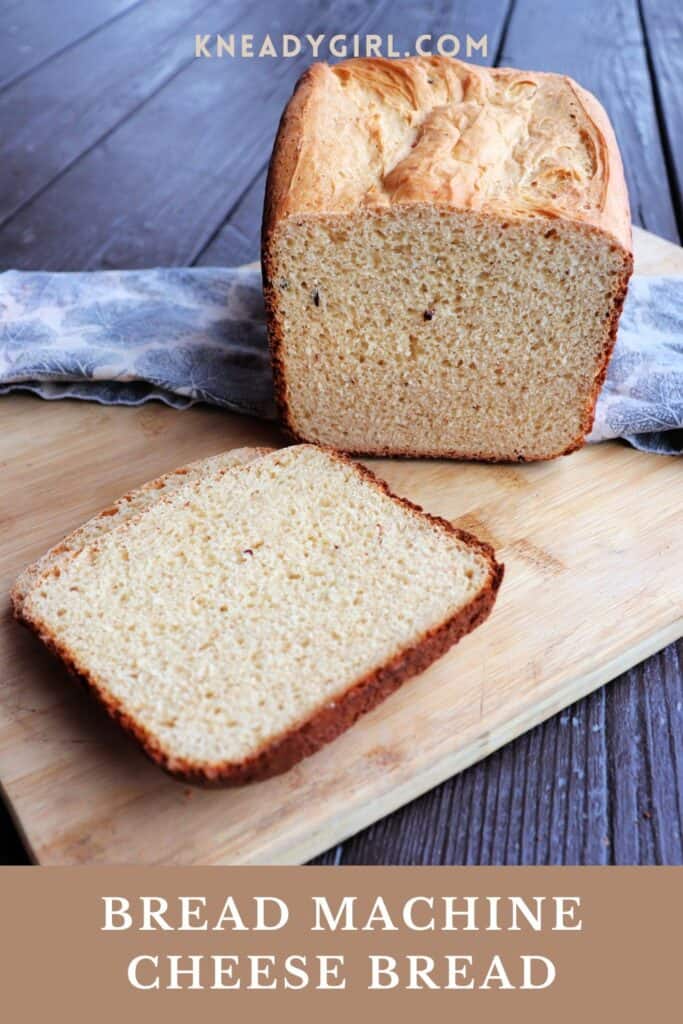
(567, 78, 632, 252)
(15, 447, 504, 785)
(262, 64, 327, 255)
(264, 56, 633, 250)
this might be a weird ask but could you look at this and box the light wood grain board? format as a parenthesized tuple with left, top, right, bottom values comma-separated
(0, 227, 681, 865)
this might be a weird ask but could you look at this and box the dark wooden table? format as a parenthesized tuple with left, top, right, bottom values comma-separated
(1, 0, 681, 865)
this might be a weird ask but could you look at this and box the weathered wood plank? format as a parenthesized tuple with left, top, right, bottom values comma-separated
(0, 0, 367, 270)
(195, 168, 268, 267)
(316, 643, 682, 865)
(0, 0, 506, 272)
(639, 0, 683, 237)
(626, 643, 683, 862)
(0, 0, 240, 226)
(0, 0, 140, 90)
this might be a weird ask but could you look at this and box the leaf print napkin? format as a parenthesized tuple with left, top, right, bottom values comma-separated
(0, 267, 275, 418)
(586, 277, 683, 454)
(0, 268, 681, 455)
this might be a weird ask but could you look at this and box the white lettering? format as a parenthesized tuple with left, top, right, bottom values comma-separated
(408, 955, 439, 990)
(447, 955, 475, 989)
(194, 34, 211, 58)
(481, 955, 514, 990)
(212, 955, 240, 989)
(437, 34, 461, 57)
(141, 896, 172, 931)
(312, 896, 356, 931)
(318, 955, 346, 989)
(305, 34, 324, 58)
(168, 955, 203, 990)
(102, 897, 132, 931)
(554, 897, 582, 930)
(283, 34, 302, 57)
(466, 34, 488, 58)
(255, 896, 289, 930)
(329, 34, 347, 58)
(522, 955, 556, 990)
(213, 895, 247, 931)
(403, 896, 435, 931)
(127, 955, 159, 990)
(216, 34, 234, 57)
(179, 896, 207, 931)
(369, 955, 399, 990)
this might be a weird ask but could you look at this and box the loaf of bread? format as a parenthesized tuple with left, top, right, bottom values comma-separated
(15, 444, 502, 784)
(262, 56, 633, 461)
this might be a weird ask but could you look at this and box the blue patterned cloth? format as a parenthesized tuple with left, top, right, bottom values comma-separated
(0, 268, 681, 455)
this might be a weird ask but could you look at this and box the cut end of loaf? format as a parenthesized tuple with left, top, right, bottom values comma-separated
(17, 445, 503, 784)
(265, 206, 632, 460)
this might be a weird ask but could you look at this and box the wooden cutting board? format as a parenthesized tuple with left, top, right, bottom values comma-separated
(1, 227, 681, 865)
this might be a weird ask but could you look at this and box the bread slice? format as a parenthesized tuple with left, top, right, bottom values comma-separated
(12, 447, 271, 615)
(262, 56, 633, 461)
(16, 444, 502, 784)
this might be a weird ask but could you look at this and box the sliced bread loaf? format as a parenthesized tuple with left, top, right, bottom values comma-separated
(16, 444, 502, 784)
(263, 56, 633, 461)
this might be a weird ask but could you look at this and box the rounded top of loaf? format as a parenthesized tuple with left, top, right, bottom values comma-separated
(263, 55, 631, 252)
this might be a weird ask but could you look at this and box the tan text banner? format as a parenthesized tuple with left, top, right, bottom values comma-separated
(1, 867, 677, 1022)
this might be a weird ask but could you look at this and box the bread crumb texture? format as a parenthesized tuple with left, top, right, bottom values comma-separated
(12, 448, 266, 611)
(264, 56, 633, 461)
(20, 446, 500, 777)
